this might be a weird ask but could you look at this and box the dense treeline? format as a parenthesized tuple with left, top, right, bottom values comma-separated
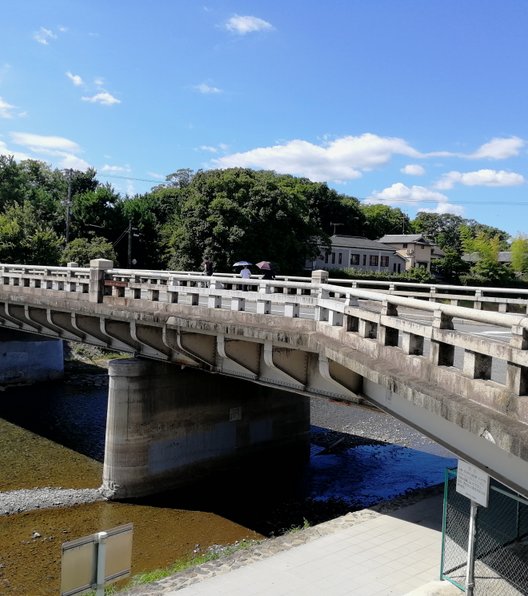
(0, 155, 524, 284)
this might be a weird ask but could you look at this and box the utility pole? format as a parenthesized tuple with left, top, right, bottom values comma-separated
(127, 220, 132, 268)
(65, 169, 73, 244)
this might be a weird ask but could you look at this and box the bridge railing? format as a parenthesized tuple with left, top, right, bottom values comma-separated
(0, 262, 527, 405)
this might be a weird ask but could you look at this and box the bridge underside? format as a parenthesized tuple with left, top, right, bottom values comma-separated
(0, 296, 527, 497)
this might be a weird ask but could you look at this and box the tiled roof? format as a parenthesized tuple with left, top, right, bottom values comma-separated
(378, 234, 430, 245)
(330, 235, 398, 252)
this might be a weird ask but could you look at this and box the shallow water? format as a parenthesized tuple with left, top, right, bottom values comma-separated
(0, 372, 457, 594)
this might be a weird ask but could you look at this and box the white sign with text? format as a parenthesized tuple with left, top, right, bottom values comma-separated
(456, 460, 490, 507)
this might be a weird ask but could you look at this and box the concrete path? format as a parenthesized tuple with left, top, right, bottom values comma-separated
(122, 491, 461, 596)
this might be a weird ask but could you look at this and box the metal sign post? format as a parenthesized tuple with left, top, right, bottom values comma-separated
(456, 460, 490, 596)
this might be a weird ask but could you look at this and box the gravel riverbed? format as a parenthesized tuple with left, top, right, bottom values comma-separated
(0, 487, 105, 515)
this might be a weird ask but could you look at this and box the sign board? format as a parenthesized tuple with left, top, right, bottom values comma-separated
(61, 523, 133, 596)
(456, 460, 490, 507)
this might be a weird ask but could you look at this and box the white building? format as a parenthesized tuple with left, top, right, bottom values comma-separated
(308, 235, 406, 273)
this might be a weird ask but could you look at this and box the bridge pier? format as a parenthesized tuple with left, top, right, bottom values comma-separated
(0, 329, 63, 387)
(102, 359, 310, 499)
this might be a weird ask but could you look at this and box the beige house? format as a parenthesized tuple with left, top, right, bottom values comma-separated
(377, 234, 436, 271)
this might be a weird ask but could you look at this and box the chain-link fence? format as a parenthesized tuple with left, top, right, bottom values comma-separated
(441, 467, 528, 594)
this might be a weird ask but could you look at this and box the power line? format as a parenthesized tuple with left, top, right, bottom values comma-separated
(95, 173, 528, 206)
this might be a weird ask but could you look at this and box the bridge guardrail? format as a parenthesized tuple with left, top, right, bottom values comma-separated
(0, 261, 527, 403)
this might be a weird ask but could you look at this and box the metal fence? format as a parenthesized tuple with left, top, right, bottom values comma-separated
(441, 468, 528, 594)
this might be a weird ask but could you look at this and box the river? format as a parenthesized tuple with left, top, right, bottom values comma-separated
(0, 361, 456, 595)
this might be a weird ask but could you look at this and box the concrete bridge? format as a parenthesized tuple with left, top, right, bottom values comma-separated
(0, 259, 527, 500)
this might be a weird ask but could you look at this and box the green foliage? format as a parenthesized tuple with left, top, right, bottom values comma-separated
(510, 235, 528, 276)
(61, 236, 117, 266)
(431, 247, 470, 283)
(162, 168, 339, 273)
(400, 266, 435, 283)
(0, 201, 62, 264)
(412, 212, 465, 251)
(359, 204, 410, 239)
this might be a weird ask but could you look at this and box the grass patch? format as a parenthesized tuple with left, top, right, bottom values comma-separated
(103, 538, 261, 594)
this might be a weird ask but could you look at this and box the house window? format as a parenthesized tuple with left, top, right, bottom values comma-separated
(380, 256, 389, 267)
(350, 253, 360, 266)
(402, 243, 408, 248)
(369, 255, 379, 266)
(362, 254, 367, 266)
(338, 252, 343, 265)
(331, 252, 336, 264)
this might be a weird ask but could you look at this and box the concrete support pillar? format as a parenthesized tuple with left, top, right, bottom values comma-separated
(102, 359, 310, 499)
(89, 259, 113, 303)
(0, 329, 63, 386)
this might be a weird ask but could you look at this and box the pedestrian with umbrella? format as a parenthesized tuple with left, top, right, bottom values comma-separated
(256, 261, 275, 280)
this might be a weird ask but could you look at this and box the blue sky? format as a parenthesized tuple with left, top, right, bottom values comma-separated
(1, 1, 527, 237)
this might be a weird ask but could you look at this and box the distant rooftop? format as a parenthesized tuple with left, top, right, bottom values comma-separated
(330, 235, 398, 252)
(378, 234, 431, 245)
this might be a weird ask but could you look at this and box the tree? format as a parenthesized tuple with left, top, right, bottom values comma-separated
(0, 201, 62, 264)
(61, 236, 117, 266)
(161, 168, 335, 272)
(360, 204, 410, 239)
(461, 228, 514, 285)
(412, 212, 465, 251)
(510, 235, 528, 277)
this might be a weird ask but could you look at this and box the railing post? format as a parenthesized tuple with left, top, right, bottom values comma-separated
(463, 351, 492, 380)
(379, 301, 398, 346)
(311, 269, 329, 285)
(312, 270, 329, 321)
(89, 259, 113, 303)
(507, 325, 528, 395)
(257, 282, 272, 314)
(430, 310, 454, 366)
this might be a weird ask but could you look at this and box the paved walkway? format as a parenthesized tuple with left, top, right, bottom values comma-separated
(122, 490, 461, 596)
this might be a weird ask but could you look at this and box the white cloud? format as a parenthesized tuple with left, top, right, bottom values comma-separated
(101, 164, 131, 173)
(214, 133, 421, 182)
(225, 15, 274, 34)
(66, 71, 84, 86)
(33, 27, 58, 45)
(435, 169, 525, 190)
(5, 132, 90, 171)
(10, 131, 81, 153)
(59, 154, 91, 171)
(367, 182, 464, 215)
(193, 83, 222, 94)
(469, 137, 524, 160)
(81, 92, 120, 105)
(0, 97, 17, 119)
(0, 140, 30, 161)
(197, 143, 229, 153)
(401, 164, 425, 176)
